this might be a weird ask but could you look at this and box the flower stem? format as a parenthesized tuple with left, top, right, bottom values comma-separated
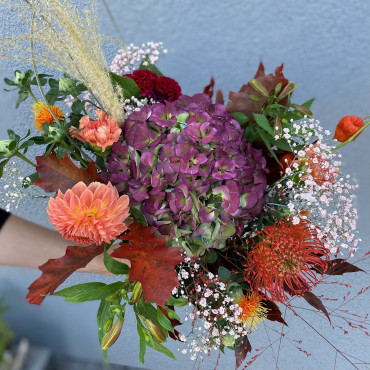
(332, 116, 370, 151)
(15, 151, 36, 167)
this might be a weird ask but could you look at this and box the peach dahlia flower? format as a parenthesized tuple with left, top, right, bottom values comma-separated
(47, 181, 129, 245)
(70, 110, 121, 152)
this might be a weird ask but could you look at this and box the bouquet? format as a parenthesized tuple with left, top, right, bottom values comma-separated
(0, 0, 368, 368)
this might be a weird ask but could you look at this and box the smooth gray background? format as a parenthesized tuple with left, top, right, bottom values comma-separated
(0, 0, 369, 369)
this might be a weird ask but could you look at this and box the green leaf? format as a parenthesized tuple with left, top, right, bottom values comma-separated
(59, 281, 124, 303)
(137, 324, 147, 364)
(22, 172, 39, 188)
(0, 159, 9, 178)
(147, 340, 177, 361)
(109, 73, 141, 98)
(253, 113, 275, 137)
(270, 138, 292, 152)
(97, 299, 112, 343)
(162, 306, 180, 321)
(218, 266, 231, 280)
(156, 307, 175, 333)
(258, 129, 281, 165)
(139, 62, 163, 77)
(54, 282, 105, 298)
(104, 245, 129, 275)
(136, 299, 160, 325)
(302, 98, 315, 109)
(7, 130, 20, 142)
(231, 112, 249, 125)
(16, 91, 29, 108)
(165, 296, 188, 307)
(18, 139, 35, 150)
(7, 141, 17, 152)
(129, 206, 148, 226)
(71, 100, 83, 115)
(4, 78, 17, 86)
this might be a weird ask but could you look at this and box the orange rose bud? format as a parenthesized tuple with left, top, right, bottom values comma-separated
(333, 115, 364, 142)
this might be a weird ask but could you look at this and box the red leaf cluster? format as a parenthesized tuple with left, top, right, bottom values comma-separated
(27, 244, 104, 305)
(110, 222, 183, 306)
(226, 62, 289, 118)
(34, 151, 101, 193)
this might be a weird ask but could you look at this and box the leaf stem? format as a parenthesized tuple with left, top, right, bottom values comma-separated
(15, 151, 36, 167)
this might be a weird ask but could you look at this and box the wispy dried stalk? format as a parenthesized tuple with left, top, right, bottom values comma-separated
(0, 0, 125, 123)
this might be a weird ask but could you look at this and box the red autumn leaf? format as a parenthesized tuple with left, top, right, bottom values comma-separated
(325, 259, 365, 275)
(27, 244, 104, 305)
(203, 77, 215, 99)
(34, 151, 101, 193)
(226, 62, 289, 119)
(110, 222, 183, 306)
(262, 299, 288, 326)
(235, 335, 252, 370)
(302, 291, 331, 323)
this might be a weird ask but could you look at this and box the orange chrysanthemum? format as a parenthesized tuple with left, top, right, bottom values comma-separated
(244, 219, 329, 302)
(236, 293, 267, 331)
(47, 181, 129, 245)
(32, 101, 64, 131)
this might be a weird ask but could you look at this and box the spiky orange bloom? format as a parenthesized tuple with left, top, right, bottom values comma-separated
(32, 101, 64, 131)
(236, 293, 268, 331)
(244, 219, 329, 302)
(47, 181, 129, 245)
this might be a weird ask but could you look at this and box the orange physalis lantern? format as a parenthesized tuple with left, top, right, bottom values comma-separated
(333, 115, 364, 142)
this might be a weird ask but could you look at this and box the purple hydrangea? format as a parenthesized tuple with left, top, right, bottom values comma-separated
(103, 94, 267, 254)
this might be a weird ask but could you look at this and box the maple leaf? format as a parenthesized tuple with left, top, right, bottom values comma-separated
(110, 222, 183, 305)
(27, 244, 104, 305)
(226, 62, 289, 119)
(34, 151, 101, 193)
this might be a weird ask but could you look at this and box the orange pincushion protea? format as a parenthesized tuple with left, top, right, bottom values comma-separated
(32, 101, 64, 131)
(244, 219, 329, 302)
(236, 293, 268, 331)
(47, 181, 129, 245)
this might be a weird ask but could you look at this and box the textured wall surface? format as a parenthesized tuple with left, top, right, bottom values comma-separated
(0, 0, 369, 369)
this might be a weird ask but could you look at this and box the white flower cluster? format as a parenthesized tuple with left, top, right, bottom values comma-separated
(110, 42, 168, 75)
(173, 258, 248, 361)
(0, 162, 47, 212)
(266, 118, 360, 256)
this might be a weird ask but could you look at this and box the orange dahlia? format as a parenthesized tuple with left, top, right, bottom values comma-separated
(47, 181, 129, 245)
(32, 101, 64, 131)
(244, 219, 329, 302)
(236, 293, 267, 331)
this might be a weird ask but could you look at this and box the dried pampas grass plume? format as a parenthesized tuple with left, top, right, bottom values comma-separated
(0, 0, 125, 123)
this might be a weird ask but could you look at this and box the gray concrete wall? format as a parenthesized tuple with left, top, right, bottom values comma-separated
(0, 0, 369, 369)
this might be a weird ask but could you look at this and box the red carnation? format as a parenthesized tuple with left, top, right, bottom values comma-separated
(124, 69, 157, 99)
(124, 69, 181, 103)
(153, 76, 182, 103)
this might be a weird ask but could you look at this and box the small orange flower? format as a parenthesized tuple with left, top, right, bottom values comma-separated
(47, 181, 129, 245)
(32, 101, 64, 131)
(70, 110, 121, 152)
(236, 293, 267, 331)
(333, 115, 364, 142)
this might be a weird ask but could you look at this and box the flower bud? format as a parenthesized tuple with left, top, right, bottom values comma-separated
(131, 282, 143, 304)
(0, 140, 17, 159)
(273, 116, 282, 138)
(143, 319, 167, 343)
(333, 115, 364, 142)
(101, 316, 124, 350)
(291, 104, 312, 117)
(277, 82, 296, 101)
(250, 79, 269, 98)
